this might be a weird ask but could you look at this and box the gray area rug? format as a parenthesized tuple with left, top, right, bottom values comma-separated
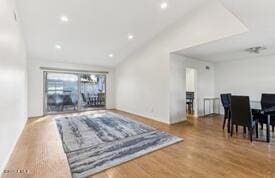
(55, 111, 183, 178)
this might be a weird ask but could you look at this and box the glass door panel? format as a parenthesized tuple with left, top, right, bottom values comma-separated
(80, 74, 106, 110)
(45, 72, 79, 114)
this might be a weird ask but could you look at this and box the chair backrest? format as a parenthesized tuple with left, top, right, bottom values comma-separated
(81, 93, 87, 102)
(47, 94, 56, 105)
(230, 95, 252, 127)
(98, 92, 105, 99)
(220, 93, 231, 108)
(47, 94, 64, 105)
(62, 95, 74, 105)
(261, 93, 275, 109)
(186, 92, 194, 100)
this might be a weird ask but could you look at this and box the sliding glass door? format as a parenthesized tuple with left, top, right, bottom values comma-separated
(44, 71, 106, 114)
(79, 74, 106, 110)
(44, 72, 79, 114)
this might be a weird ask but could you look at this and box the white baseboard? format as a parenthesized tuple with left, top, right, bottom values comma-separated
(115, 108, 170, 125)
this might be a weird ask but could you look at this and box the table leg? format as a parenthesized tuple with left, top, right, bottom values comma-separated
(267, 114, 270, 143)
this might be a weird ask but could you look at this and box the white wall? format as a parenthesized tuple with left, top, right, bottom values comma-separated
(115, 1, 247, 124)
(170, 54, 215, 123)
(28, 58, 115, 117)
(0, 0, 27, 172)
(215, 55, 275, 110)
(186, 68, 196, 92)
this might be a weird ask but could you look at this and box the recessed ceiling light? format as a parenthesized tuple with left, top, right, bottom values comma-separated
(55, 44, 62, 49)
(128, 34, 134, 40)
(60, 15, 69, 22)
(245, 46, 266, 54)
(160, 2, 168, 9)
(108, 54, 114, 58)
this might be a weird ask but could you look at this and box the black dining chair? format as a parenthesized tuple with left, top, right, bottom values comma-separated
(47, 94, 63, 112)
(186, 92, 195, 114)
(61, 95, 76, 111)
(81, 93, 90, 107)
(259, 94, 275, 132)
(220, 93, 231, 132)
(230, 96, 258, 142)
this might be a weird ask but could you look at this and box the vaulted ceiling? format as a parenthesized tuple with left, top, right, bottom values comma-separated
(16, 0, 206, 67)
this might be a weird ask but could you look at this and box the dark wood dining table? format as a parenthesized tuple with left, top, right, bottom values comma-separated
(252, 106, 275, 143)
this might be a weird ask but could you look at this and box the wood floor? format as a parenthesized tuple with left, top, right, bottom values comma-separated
(3, 110, 275, 178)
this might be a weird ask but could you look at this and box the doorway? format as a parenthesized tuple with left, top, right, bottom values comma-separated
(186, 68, 197, 116)
(44, 71, 106, 114)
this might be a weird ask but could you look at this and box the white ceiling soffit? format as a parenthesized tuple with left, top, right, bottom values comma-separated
(16, 0, 209, 67)
(175, 0, 275, 63)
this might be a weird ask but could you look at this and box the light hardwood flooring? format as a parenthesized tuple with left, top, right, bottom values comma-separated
(3, 110, 275, 178)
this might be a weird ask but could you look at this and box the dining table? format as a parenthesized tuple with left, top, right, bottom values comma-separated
(252, 106, 275, 143)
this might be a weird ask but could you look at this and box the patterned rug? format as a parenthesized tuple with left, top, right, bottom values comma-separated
(55, 111, 183, 178)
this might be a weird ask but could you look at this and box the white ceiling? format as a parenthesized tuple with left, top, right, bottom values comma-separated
(16, 0, 206, 67)
(175, 0, 275, 62)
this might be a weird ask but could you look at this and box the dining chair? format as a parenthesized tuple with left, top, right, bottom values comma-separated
(81, 93, 90, 107)
(47, 94, 63, 112)
(230, 96, 258, 142)
(61, 95, 76, 111)
(220, 93, 231, 132)
(47, 94, 57, 112)
(259, 94, 275, 132)
(186, 92, 195, 114)
(97, 93, 105, 106)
